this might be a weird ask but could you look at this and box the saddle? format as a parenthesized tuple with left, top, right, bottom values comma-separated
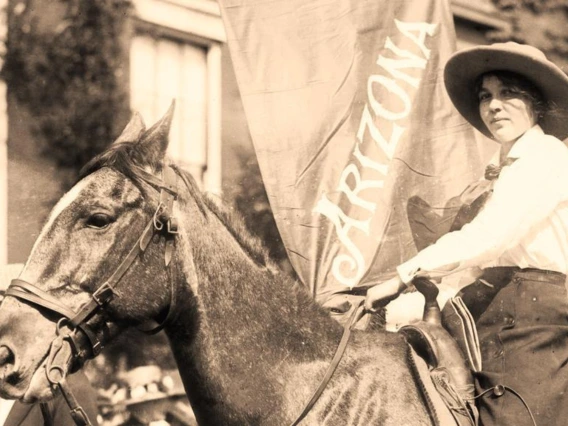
(399, 277, 479, 426)
(323, 281, 479, 426)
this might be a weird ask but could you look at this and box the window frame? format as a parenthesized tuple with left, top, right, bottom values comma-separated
(131, 0, 224, 196)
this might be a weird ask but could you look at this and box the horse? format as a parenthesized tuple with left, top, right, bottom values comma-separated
(0, 106, 440, 425)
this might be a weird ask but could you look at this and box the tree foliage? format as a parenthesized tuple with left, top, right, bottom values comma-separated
(1, 0, 131, 175)
(233, 150, 296, 276)
(490, 0, 568, 69)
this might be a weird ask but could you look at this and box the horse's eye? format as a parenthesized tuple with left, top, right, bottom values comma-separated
(86, 213, 113, 229)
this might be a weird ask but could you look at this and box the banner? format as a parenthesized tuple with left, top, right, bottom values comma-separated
(219, 0, 488, 301)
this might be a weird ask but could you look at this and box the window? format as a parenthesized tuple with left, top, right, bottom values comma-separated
(130, 35, 208, 184)
(130, 0, 224, 194)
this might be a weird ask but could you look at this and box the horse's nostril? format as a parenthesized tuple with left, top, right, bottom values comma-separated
(0, 346, 14, 367)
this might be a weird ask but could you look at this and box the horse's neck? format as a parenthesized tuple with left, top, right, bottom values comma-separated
(165, 204, 343, 423)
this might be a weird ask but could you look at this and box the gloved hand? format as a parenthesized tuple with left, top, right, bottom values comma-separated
(364, 275, 406, 312)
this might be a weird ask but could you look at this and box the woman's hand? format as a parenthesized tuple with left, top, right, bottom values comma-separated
(364, 275, 406, 312)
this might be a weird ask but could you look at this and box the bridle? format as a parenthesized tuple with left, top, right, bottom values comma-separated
(3, 164, 364, 426)
(5, 165, 181, 426)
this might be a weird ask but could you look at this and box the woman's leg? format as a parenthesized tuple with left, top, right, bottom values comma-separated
(475, 270, 568, 426)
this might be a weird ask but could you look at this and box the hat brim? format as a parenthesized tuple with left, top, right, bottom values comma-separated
(444, 46, 568, 140)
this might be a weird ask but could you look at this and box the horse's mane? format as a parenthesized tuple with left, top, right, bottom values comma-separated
(172, 165, 277, 269)
(80, 142, 274, 269)
(80, 141, 340, 357)
(79, 141, 154, 194)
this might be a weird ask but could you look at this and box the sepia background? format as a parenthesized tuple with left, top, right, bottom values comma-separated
(0, 1, 564, 425)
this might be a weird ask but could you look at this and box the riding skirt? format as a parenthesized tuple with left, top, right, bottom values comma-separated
(462, 267, 568, 426)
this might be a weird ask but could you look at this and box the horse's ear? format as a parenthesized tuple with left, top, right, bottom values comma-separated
(137, 101, 175, 169)
(114, 112, 146, 144)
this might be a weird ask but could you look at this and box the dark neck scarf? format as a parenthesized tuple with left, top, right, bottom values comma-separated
(450, 157, 519, 232)
(484, 157, 518, 181)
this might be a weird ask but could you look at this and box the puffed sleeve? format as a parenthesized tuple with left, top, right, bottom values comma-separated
(397, 138, 568, 283)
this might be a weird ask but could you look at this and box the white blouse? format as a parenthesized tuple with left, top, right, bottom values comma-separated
(0, 398, 14, 425)
(397, 125, 568, 283)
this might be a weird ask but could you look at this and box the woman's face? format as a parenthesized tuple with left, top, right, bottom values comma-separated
(478, 75, 537, 143)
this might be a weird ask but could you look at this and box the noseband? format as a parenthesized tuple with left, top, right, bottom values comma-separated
(4, 164, 364, 426)
(5, 165, 180, 426)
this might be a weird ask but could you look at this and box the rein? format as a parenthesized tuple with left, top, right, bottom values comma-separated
(5, 164, 365, 426)
(290, 299, 365, 426)
(5, 165, 181, 426)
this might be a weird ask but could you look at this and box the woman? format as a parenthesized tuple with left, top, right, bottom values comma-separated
(365, 42, 568, 426)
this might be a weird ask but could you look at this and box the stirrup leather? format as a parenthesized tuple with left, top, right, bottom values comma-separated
(399, 277, 478, 426)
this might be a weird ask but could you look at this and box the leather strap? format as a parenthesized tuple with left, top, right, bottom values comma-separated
(7, 280, 103, 359)
(40, 402, 53, 426)
(58, 378, 92, 426)
(58, 165, 179, 334)
(5, 166, 182, 426)
(7, 280, 78, 320)
(69, 220, 154, 330)
(131, 165, 178, 196)
(44, 334, 93, 426)
(136, 261, 178, 335)
(476, 385, 537, 426)
(290, 300, 365, 426)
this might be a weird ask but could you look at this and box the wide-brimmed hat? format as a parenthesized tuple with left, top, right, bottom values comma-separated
(444, 42, 568, 140)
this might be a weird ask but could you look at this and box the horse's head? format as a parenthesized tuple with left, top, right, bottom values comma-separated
(0, 105, 193, 402)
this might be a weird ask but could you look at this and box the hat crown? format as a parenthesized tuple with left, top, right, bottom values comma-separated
(488, 41, 548, 64)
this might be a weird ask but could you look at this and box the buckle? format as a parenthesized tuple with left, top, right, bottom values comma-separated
(153, 203, 167, 230)
(92, 285, 114, 306)
(167, 217, 178, 234)
(70, 406, 91, 426)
